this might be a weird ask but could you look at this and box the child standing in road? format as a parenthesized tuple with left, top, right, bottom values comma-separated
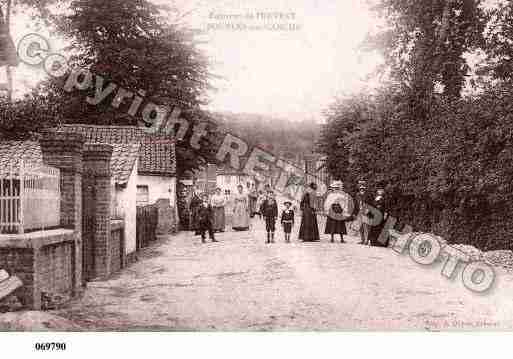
(260, 191, 278, 244)
(281, 201, 294, 243)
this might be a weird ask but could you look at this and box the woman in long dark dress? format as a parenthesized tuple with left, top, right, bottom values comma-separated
(189, 189, 202, 234)
(248, 184, 258, 217)
(368, 188, 389, 247)
(298, 182, 320, 242)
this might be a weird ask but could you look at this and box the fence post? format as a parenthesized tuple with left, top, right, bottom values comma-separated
(18, 160, 24, 234)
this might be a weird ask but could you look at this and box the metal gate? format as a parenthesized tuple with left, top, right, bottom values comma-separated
(82, 173, 96, 282)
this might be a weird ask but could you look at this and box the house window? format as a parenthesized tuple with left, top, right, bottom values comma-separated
(136, 185, 149, 206)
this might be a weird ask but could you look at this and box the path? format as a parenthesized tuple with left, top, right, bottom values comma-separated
(55, 216, 513, 331)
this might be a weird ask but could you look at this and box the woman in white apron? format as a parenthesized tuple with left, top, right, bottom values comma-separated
(232, 184, 250, 231)
(211, 187, 226, 232)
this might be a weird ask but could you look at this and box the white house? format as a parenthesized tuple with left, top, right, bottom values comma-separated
(135, 141, 177, 207)
(110, 143, 140, 255)
(217, 173, 255, 193)
(195, 164, 255, 193)
(59, 124, 178, 234)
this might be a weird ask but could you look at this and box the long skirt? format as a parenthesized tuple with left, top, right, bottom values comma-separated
(324, 217, 347, 235)
(232, 202, 250, 231)
(225, 204, 233, 229)
(369, 221, 387, 247)
(298, 209, 320, 241)
(213, 206, 225, 231)
(190, 207, 201, 235)
(249, 197, 257, 217)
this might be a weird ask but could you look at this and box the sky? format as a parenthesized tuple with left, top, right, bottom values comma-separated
(5, 0, 382, 122)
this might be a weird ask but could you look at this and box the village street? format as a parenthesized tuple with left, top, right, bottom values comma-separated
(50, 215, 513, 331)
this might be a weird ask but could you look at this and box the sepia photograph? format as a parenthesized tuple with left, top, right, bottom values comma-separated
(0, 0, 512, 356)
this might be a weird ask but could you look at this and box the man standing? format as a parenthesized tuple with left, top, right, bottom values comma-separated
(196, 193, 218, 243)
(356, 181, 371, 245)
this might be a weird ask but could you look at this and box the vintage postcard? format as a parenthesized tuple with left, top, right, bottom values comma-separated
(0, 0, 512, 356)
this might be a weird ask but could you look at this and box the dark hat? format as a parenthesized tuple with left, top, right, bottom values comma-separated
(284, 201, 292, 206)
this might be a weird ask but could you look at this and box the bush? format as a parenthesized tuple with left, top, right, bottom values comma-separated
(320, 84, 513, 251)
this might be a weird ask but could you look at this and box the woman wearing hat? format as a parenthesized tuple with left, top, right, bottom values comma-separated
(324, 181, 355, 243)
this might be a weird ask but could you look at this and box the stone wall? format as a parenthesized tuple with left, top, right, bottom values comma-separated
(0, 131, 132, 311)
(0, 229, 76, 310)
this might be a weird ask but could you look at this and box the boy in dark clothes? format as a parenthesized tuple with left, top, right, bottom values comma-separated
(281, 201, 294, 243)
(196, 193, 218, 243)
(260, 191, 278, 244)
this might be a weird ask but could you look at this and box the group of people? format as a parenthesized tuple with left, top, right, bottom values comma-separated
(188, 179, 389, 247)
(298, 180, 389, 246)
(189, 184, 254, 243)
(257, 190, 295, 244)
(189, 183, 296, 244)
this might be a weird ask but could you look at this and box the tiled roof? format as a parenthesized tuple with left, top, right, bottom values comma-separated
(59, 124, 171, 143)
(58, 124, 176, 176)
(0, 141, 138, 185)
(0, 141, 43, 172)
(110, 144, 140, 186)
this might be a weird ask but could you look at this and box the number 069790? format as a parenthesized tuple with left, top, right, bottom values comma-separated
(34, 342, 67, 351)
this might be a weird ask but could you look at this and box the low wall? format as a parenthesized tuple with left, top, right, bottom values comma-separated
(0, 229, 77, 310)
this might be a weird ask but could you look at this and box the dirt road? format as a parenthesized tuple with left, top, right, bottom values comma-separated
(55, 216, 513, 331)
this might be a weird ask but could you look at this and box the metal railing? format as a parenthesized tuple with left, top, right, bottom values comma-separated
(0, 161, 61, 234)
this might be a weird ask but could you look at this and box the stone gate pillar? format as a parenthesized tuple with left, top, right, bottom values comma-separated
(40, 131, 84, 295)
(83, 144, 113, 279)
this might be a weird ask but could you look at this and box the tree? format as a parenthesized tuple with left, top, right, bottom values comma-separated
(3, 0, 216, 175)
(0, 0, 16, 100)
(479, 1, 513, 84)
(363, 0, 486, 113)
(0, 87, 61, 139)
(0, 0, 63, 100)
(317, 0, 513, 250)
